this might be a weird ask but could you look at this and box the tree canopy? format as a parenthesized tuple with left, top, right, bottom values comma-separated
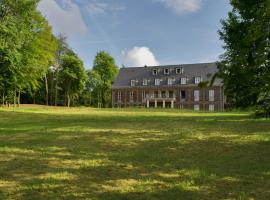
(91, 51, 119, 108)
(218, 0, 270, 115)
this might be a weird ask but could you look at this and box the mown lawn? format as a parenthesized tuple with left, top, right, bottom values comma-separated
(0, 106, 269, 200)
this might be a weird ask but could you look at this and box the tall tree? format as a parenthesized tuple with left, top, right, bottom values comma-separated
(92, 51, 118, 108)
(0, 0, 57, 106)
(59, 52, 86, 107)
(218, 0, 270, 114)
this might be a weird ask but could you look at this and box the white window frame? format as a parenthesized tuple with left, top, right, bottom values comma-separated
(168, 78, 173, 85)
(176, 67, 184, 74)
(194, 90, 200, 102)
(152, 69, 158, 75)
(118, 92, 121, 102)
(195, 77, 202, 84)
(194, 104, 200, 111)
(155, 79, 161, 86)
(129, 91, 134, 102)
(164, 68, 169, 75)
(209, 104, 215, 111)
(181, 77, 187, 85)
(142, 79, 148, 86)
(142, 91, 146, 100)
(130, 80, 136, 86)
(209, 90, 215, 102)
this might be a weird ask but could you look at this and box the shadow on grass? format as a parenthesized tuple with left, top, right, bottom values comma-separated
(0, 110, 270, 199)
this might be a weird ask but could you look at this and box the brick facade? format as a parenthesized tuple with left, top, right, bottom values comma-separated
(112, 86, 224, 111)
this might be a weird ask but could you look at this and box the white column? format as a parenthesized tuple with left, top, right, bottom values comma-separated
(155, 100, 157, 108)
(147, 100, 149, 108)
(171, 100, 174, 109)
(163, 100, 165, 108)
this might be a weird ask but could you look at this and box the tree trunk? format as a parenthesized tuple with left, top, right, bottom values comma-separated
(17, 91, 20, 107)
(67, 94, 70, 108)
(54, 71, 58, 106)
(13, 90, 16, 107)
(33, 92, 36, 104)
(72, 96, 74, 107)
(45, 75, 49, 106)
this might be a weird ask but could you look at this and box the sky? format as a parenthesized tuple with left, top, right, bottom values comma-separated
(38, 0, 231, 69)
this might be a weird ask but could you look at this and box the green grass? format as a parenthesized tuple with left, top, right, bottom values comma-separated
(0, 105, 269, 200)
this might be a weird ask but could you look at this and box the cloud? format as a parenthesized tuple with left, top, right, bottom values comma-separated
(38, 0, 87, 37)
(123, 47, 160, 67)
(86, 2, 125, 14)
(158, 0, 204, 15)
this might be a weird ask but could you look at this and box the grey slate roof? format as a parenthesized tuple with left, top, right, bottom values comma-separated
(112, 62, 222, 88)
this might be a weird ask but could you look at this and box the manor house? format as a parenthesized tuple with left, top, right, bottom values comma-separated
(111, 62, 225, 111)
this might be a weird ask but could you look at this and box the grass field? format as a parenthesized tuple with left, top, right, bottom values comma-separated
(0, 105, 269, 200)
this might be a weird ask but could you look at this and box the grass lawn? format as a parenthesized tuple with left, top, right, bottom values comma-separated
(0, 105, 270, 200)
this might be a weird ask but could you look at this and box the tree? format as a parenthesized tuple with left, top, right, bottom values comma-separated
(218, 0, 270, 114)
(92, 51, 118, 108)
(52, 34, 69, 106)
(83, 70, 102, 107)
(0, 0, 57, 106)
(59, 52, 86, 107)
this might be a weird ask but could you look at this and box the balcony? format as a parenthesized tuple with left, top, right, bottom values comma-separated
(146, 94, 176, 101)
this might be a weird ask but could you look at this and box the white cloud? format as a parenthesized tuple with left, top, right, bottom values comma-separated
(87, 2, 125, 14)
(158, 0, 204, 15)
(123, 47, 160, 67)
(38, 0, 87, 37)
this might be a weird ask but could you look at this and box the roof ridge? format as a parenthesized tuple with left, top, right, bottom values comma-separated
(121, 62, 217, 69)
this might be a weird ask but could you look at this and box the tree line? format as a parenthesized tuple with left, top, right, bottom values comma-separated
(0, 0, 118, 108)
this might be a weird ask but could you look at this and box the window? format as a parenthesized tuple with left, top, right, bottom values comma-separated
(194, 104, 200, 111)
(162, 91, 166, 98)
(130, 80, 136, 86)
(209, 104, 215, 111)
(181, 90, 186, 100)
(176, 67, 184, 74)
(143, 79, 148, 86)
(209, 90, 215, 101)
(155, 79, 161, 86)
(152, 69, 158, 75)
(168, 78, 173, 85)
(194, 90, 200, 102)
(117, 92, 121, 102)
(129, 91, 134, 102)
(181, 77, 187, 85)
(164, 68, 169, 75)
(195, 77, 202, 84)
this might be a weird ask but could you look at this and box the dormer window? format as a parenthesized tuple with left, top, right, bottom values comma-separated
(168, 78, 174, 85)
(176, 67, 184, 74)
(155, 79, 161, 86)
(181, 77, 187, 85)
(143, 79, 148, 86)
(195, 77, 202, 84)
(152, 69, 158, 75)
(130, 80, 136, 86)
(164, 68, 169, 75)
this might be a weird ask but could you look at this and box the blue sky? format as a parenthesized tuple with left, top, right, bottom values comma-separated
(38, 0, 231, 69)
